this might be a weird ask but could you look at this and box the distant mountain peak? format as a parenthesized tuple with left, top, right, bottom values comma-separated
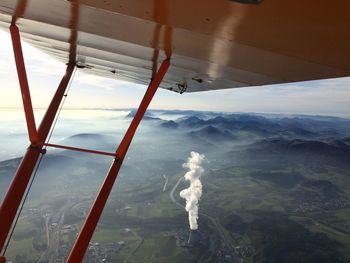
(160, 120, 179, 128)
(126, 109, 160, 120)
(189, 125, 234, 141)
(177, 116, 206, 127)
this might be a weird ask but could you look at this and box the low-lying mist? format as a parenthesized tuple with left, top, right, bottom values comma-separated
(1, 109, 350, 263)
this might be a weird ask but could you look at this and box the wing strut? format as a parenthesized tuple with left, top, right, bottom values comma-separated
(0, 24, 75, 261)
(9, 25, 39, 144)
(66, 59, 170, 263)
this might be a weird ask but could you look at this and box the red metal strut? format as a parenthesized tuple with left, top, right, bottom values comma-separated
(66, 59, 170, 263)
(0, 24, 75, 255)
(43, 143, 117, 157)
(9, 25, 38, 144)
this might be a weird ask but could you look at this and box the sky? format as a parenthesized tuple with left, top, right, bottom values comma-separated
(1, 29, 350, 117)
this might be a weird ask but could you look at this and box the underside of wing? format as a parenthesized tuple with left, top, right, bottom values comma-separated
(0, 0, 349, 92)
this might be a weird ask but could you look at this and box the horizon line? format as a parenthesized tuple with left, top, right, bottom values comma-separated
(0, 107, 349, 119)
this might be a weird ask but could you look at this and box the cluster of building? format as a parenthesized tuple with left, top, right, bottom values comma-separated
(294, 198, 350, 213)
(164, 229, 188, 247)
(164, 228, 204, 247)
(85, 241, 125, 263)
(234, 245, 254, 259)
(61, 224, 75, 235)
(215, 249, 238, 263)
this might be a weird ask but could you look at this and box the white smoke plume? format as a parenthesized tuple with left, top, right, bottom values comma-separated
(180, 151, 206, 230)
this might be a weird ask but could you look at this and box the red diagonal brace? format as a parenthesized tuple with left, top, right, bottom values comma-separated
(0, 25, 75, 254)
(10, 24, 38, 144)
(66, 59, 170, 263)
(44, 143, 116, 157)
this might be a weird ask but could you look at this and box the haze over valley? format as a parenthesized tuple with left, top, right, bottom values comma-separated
(1, 109, 350, 263)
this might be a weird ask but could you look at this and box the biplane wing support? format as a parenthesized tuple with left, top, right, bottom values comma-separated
(66, 59, 170, 263)
(0, 24, 75, 259)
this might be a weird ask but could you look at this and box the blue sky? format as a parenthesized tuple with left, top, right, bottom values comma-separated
(1, 30, 350, 117)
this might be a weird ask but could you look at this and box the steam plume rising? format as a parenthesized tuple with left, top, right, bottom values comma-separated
(180, 151, 205, 230)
